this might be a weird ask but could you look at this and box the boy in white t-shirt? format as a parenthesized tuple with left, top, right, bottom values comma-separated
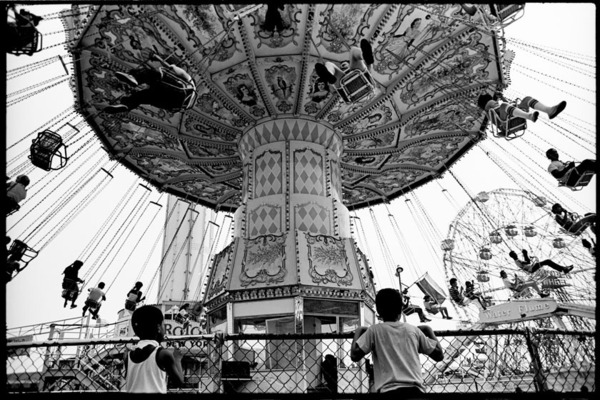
(351, 288, 443, 394)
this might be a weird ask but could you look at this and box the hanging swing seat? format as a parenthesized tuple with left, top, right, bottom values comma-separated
(558, 213, 596, 236)
(452, 296, 472, 307)
(124, 300, 137, 312)
(61, 279, 81, 300)
(490, 4, 526, 29)
(158, 67, 197, 112)
(174, 313, 190, 325)
(7, 239, 38, 265)
(29, 130, 69, 171)
(62, 288, 77, 300)
(558, 164, 595, 191)
(84, 298, 102, 310)
(6, 23, 43, 56)
(486, 99, 527, 140)
(336, 69, 374, 104)
(6, 203, 20, 217)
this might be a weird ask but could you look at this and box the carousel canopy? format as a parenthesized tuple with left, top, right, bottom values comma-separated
(64, 4, 512, 212)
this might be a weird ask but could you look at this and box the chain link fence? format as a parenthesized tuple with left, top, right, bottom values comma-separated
(6, 329, 595, 394)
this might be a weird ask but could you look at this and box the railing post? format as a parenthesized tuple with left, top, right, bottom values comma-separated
(524, 327, 547, 392)
(38, 324, 56, 392)
(216, 332, 224, 393)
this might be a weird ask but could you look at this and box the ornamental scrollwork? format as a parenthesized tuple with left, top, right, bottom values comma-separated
(306, 233, 352, 286)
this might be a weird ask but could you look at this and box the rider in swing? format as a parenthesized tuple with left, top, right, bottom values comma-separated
(104, 52, 195, 114)
(61, 260, 84, 308)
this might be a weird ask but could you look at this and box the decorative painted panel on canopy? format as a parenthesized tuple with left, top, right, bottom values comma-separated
(65, 3, 512, 211)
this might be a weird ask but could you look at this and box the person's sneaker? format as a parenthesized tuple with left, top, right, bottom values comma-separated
(563, 265, 574, 274)
(115, 71, 138, 86)
(420, 317, 432, 322)
(360, 39, 374, 66)
(70, 304, 77, 309)
(104, 104, 129, 114)
(445, 316, 453, 320)
(549, 101, 567, 120)
(315, 63, 336, 84)
(531, 111, 539, 123)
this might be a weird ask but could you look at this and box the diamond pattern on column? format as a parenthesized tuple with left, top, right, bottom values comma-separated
(295, 203, 330, 234)
(294, 149, 324, 195)
(330, 159, 341, 197)
(249, 204, 281, 237)
(255, 151, 282, 197)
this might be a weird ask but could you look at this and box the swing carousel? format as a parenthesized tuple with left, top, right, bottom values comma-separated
(5, 3, 597, 395)
(56, 3, 523, 335)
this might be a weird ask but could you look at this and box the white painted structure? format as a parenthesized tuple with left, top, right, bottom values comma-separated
(159, 195, 214, 303)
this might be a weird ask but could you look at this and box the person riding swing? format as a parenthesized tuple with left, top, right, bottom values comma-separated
(125, 281, 146, 312)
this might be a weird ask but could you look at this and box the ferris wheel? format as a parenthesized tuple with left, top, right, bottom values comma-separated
(442, 188, 596, 330)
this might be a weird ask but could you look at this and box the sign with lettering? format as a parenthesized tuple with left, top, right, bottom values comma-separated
(164, 321, 205, 336)
(541, 274, 570, 290)
(479, 299, 557, 324)
(163, 320, 213, 356)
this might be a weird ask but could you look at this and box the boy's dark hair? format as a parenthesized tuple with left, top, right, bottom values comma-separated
(375, 288, 403, 320)
(449, 278, 457, 285)
(546, 148, 558, 159)
(551, 203, 562, 214)
(132, 305, 164, 338)
(477, 93, 493, 110)
(16, 175, 30, 186)
(98, 282, 105, 289)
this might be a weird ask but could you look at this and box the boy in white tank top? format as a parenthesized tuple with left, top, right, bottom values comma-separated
(124, 305, 184, 393)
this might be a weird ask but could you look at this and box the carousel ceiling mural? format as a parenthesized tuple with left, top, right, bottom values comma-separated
(65, 4, 510, 211)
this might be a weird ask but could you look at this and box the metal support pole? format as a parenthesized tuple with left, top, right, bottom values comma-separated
(38, 324, 57, 392)
(524, 327, 548, 392)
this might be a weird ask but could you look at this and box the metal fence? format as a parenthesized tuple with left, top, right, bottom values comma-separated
(6, 329, 595, 394)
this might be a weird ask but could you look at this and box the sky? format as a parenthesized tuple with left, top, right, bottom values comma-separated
(4, 3, 596, 333)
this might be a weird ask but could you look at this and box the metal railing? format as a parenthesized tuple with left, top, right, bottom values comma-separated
(6, 329, 595, 394)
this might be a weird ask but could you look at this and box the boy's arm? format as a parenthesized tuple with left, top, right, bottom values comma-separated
(418, 325, 444, 362)
(157, 347, 185, 386)
(350, 326, 368, 362)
